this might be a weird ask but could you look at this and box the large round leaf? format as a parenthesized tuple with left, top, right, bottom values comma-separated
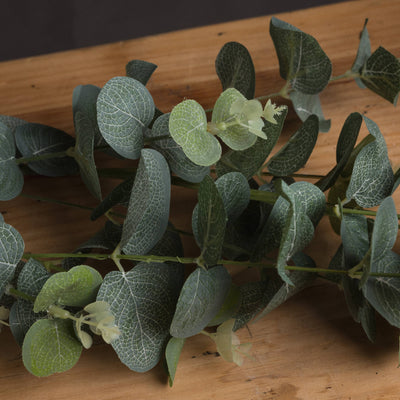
(97, 76, 155, 159)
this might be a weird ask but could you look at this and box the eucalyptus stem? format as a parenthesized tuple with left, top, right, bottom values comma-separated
(22, 251, 400, 279)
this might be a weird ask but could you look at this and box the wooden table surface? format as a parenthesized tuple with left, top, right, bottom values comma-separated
(1, 1, 400, 399)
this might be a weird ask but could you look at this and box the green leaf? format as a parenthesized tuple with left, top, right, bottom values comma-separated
(289, 91, 331, 132)
(351, 19, 371, 89)
(346, 116, 394, 208)
(74, 111, 102, 200)
(195, 175, 227, 267)
(15, 123, 78, 176)
(22, 319, 82, 377)
(165, 337, 185, 386)
(97, 76, 155, 159)
(121, 149, 170, 255)
(0, 122, 23, 201)
(97, 262, 181, 372)
(267, 114, 319, 176)
(91, 177, 134, 221)
(169, 100, 221, 166)
(17, 258, 50, 297)
(216, 106, 288, 178)
(33, 265, 103, 312)
(360, 46, 400, 104)
(207, 284, 241, 326)
(170, 265, 231, 338)
(147, 113, 209, 183)
(289, 181, 326, 226)
(211, 88, 257, 150)
(316, 113, 362, 191)
(363, 197, 400, 328)
(215, 41, 255, 99)
(125, 60, 157, 85)
(0, 220, 24, 297)
(269, 17, 332, 94)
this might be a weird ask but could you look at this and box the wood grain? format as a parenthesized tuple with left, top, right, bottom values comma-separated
(1, 1, 400, 399)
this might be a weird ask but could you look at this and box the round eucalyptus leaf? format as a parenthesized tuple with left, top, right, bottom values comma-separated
(169, 100, 221, 166)
(97, 76, 155, 159)
(212, 88, 257, 150)
(22, 319, 82, 377)
(33, 265, 103, 312)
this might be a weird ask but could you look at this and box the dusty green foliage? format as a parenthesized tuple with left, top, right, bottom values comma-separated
(0, 17, 399, 384)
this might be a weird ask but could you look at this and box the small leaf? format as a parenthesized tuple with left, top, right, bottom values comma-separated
(97, 76, 155, 159)
(0, 220, 24, 297)
(169, 100, 221, 166)
(170, 265, 231, 338)
(316, 113, 362, 191)
(74, 111, 102, 200)
(290, 91, 331, 132)
(346, 116, 394, 208)
(0, 122, 24, 201)
(351, 19, 371, 89)
(211, 88, 257, 150)
(166, 337, 185, 386)
(15, 123, 78, 176)
(215, 41, 255, 99)
(216, 106, 288, 178)
(91, 177, 134, 221)
(267, 114, 319, 176)
(22, 319, 82, 377)
(121, 149, 170, 255)
(33, 265, 103, 312)
(97, 262, 181, 372)
(147, 113, 209, 183)
(269, 17, 332, 94)
(125, 60, 157, 85)
(195, 176, 227, 267)
(360, 46, 400, 104)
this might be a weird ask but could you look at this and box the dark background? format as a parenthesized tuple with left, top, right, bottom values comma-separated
(1, 0, 345, 62)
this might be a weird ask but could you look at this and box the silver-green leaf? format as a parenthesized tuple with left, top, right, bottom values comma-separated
(351, 19, 371, 89)
(215, 41, 255, 99)
(97, 76, 155, 159)
(125, 59, 157, 85)
(267, 114, 319, 176)
(170, 265, 231, 338)
(97, 262, 180, 372)
(165, 337, 185, 386)
(121, 149, 170, 255)
(346, 116, 394, 208)
(269, 17, 332, 94)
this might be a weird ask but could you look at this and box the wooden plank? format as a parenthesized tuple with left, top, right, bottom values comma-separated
(1, 0, 400, 398)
